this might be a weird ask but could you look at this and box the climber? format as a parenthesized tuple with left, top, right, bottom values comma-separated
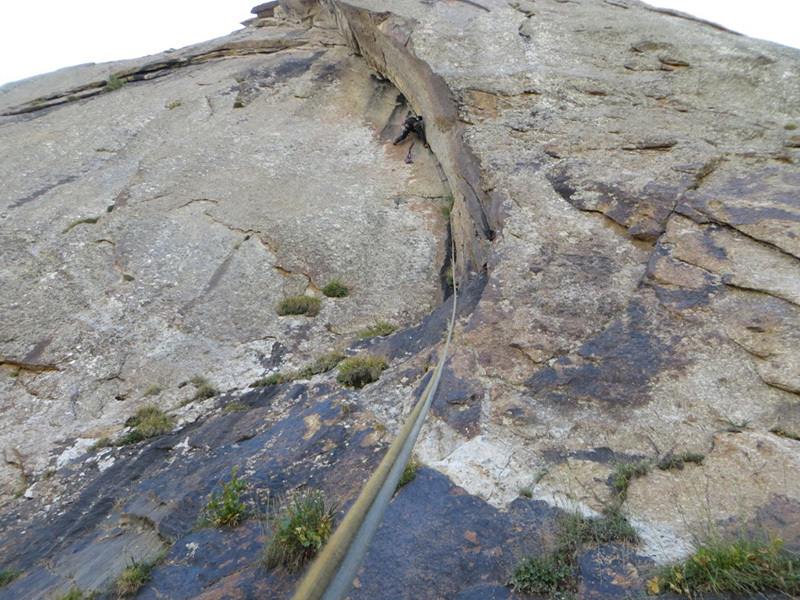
(393, 114, 430, 149)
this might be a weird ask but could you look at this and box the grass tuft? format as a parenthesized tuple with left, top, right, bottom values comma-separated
(336, 355, 388, 388)
(770, 427, 800, 442)
(356, 320, 396, 340)
(647, 533, 800, 597)
(251, 373, 292, 387)
(611, 460, 651, 502)
(297, 352, 345, 380)
(103, 75, 125, 93)
(56, 587, 95, 600)
(263, 491, 337, 573)
(190, 375, 218, 401)
(120, 405, 173, 445)
(112, 558, 155, 598)
(201, 466, 248, 527)
(657, 452, 705, 471)
(0, 570, 21, 588)
(276, 295, 321, 317)
(165, 99, 181, 109)
(322, 280, 349, 298)
(223, 402, 249, 413)
(395, 456, 421, 492)
(518, 486, 533, 499)
(233, 101, 245, 109)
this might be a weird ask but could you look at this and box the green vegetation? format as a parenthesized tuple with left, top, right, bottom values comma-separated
(56, 587, 95, 600)
(120, 405, 173, 445)
(233, 101, 245, 109)
(356, 320, 396, 340)
(62, 216, 100, 234)
(441, 194, 455, 219)
(336, 355, 388, 388)
(395, 456, 421, 492)
(165, 99, 182, 109)
(122, 274, 135, 282)
(508, 509, 638, 596)
(611, 460, 651, 502)
(202, 467, 248, 527)
(518, 486, 533, 499)
(235, 77, 245, 83)
(223, 402, 249, 413)
(67, 95, 79, 102)
(103, 75, 125, 93)
(144, 385, 162, 397)
(89, 436, 112, 451)
(770, 427, 800, 442)
(297, 352, 345, 379)
(724, 418, 750, 433)
(785, 123, 798, 130)
(322, 280, 349, 298)
(190, 375, 218, 401)
(656, 452, 705, 471)
(0, 570, 20, 587)
(276, 295, 321, 317)
(647, 534, 800, 597)
(111, 557, 158, 598)
(263, 491, 337, 573)
(251, 373, 293, 388)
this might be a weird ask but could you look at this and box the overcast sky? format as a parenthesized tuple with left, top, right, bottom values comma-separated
(0, 1, 798, 87)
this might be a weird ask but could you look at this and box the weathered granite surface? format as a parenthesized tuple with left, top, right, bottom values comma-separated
(1, 0, 799, 598)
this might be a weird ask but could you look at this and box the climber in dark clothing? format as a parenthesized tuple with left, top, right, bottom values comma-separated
(393, 115, 430, 148)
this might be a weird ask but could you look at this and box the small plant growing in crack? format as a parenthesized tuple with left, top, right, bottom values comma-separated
(201, 466, 249, 527)
(276, 295, 321, 317)
(656, 452, 705, 471)
(336, 355, 388, 388)
(103, 74, 125, 93)
(119, 405, 173, 445)
(611, 460, 651, 502)
(322, 279, 349, 298)
(63, 216, 100, 234)
(723, 418, 750, 433)
(356, 320, 396, 340)
(165, 99, 182, 109)
(190, 375, 218, 402)
(395, 456, 421, 492)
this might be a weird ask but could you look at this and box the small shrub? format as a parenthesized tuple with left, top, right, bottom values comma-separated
(103, 75, 125, 93)
(785, 123, 798, 130)
(233, 101, 245, 109)
(611, 460, 650, 501)
(67, 95, 79, 102)
(396, 456, 421, 492)
(0, 570, 20, 587)
(202, 467, 248, 527)
(356, 320, 396, 339)
(112, 558, 155, 598)
(223, 402, 248, 413)
(235, 77, 245, 83)
(165, 99, 181, 109)
(657, 452, 705, 471)
(57, 587, 93, 600)
(297, 352, 345, 379)
(336, 356, 388, 388)
(251, 373, 293, 387)
(89, 436, 113, 451)
(518, 486, 533, 498)
(263, 491, 337, 573)
(62, 216, 100, 233)
(120, 405, 173, 444)
(647, 534, 800, 597)
(507, 553, 573, 596)
(122, 274, 135, 282)
(322, 280, 349, 298)
(276, 296, 321, 317)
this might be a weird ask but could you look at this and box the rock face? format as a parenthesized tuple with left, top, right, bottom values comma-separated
(1, 0, 799, 598)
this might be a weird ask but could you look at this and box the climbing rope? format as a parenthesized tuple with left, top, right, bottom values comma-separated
(291, 225, 459, 600)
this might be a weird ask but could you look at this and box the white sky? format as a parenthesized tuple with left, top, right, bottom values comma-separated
(0, 1, 798, 87)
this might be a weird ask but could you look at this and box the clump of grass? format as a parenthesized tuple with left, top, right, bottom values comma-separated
(235, 76, 245, 83)
(297, 352, 345, 379)
(770, 427, 800, 442)
(356, 320, 396, 340)
(276, 295, 321, 317)
(89, 436, 113, 451)
(190, 375, 218, 401)
(103, 75, 125, 93)
(508, 508, 639, 596)
(656, 452, 706, 471)
(112, 558, 156, 598)
(611, 460, 651, 502)
(56, 587, 93, 600)
(122, 274, 135, 282)
(165, 99, 181, 109)
(263, 491, 337, 573)
(233, 101, 245, 109)
(518, 486, 533, 499)
(724, 418, 750, 433)
(395, 456, 421, 492)
(63, 216, 100, 234)
(0, 570, 21, 588)
(336, 355, 388, 388)
(144, 385, 162, 397)
(67, 95, 79, 102)
(251, 372, 293, 387)
(785, 123, 798, 130)
(647, 533, 800, 597)
(441, 194, 455, 219)
(322, 280, 349, 298)
(223, 402, 249, 413)
(201, 467, 248, 527)
(120, 405, 173, 445)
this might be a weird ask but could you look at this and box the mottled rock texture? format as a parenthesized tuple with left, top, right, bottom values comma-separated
(1, 0, 799, 598)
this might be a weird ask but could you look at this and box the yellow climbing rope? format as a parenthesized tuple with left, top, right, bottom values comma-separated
(291, 231, 459, 600)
